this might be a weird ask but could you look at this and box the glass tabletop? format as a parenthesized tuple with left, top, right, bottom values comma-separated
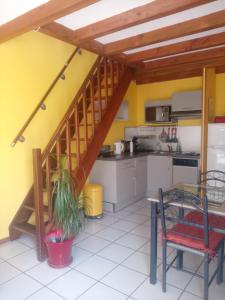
(175, 183, 225, 206)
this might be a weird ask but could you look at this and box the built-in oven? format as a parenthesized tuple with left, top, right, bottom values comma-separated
(172, 157, 199, 185)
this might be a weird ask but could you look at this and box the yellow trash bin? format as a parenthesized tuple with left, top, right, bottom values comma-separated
(83, 183, 103, 219)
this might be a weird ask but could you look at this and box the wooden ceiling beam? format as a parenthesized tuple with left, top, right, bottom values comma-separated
(143, 46, 225, 70)
(72, 0, 213, 44)
(103, 9, 225, 55)
(135, 59, 225, 84)
(136, 57, 225, 78)
(136, 69, 203, 84)
(126, 31, 225, 63)
(40, 22, 105, 54)
(0, 0, 99, 43)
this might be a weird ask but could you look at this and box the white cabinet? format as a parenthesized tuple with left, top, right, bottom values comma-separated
(172, 90, 202, 112)
(135, 156, 147, 198)
(147, 155, 172, 194)
(89, 156, 147, 212)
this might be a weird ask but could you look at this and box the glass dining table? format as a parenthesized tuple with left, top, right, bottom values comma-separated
(147, 183, 225, 284)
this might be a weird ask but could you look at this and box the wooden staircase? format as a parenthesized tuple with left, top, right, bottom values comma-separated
(9, 56, 134, 261)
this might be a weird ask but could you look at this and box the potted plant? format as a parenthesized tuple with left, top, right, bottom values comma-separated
(45, 157, 84, 268)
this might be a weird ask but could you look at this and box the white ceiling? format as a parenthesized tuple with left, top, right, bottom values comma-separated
(56, 0, 154, 30)
(0, 0, 49, 26)
(124, 26, 225, 54)
(96, 0, 225, 44)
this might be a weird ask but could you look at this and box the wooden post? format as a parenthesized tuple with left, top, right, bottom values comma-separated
(200, 67, 216, 182)
(33, 148, 47, 261)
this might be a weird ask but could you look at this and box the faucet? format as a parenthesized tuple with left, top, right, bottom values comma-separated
(167, 144, 172, 152)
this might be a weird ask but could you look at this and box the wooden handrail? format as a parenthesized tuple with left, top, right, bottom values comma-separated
(11, 47, 80, 147)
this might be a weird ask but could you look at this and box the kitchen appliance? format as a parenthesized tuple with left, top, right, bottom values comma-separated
(145, 105, 171, 123)
(172, 157, 199, 185)
(171, 90, 202, 119)
(208, 124, 225, 172)
(114, 141, 125, 155)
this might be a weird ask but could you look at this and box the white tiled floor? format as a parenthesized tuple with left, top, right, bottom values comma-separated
(0, 198, 224, 299)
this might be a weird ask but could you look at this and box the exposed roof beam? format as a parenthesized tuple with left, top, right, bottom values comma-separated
(104, 10, 225, 55)
(40, 22, 105, 54)
(126, 31, 225, 63)
(72, 0, 213, 44)
(143, 46, 225, 70)
(135, 57, 225, 83)
(0, 0, 99, 43)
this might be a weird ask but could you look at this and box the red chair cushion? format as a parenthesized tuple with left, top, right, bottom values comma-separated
(186, 211, 225, 230)
(165, 212, 225, 257)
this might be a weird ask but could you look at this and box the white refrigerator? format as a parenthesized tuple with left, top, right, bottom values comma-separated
(208, 124, 225, 172)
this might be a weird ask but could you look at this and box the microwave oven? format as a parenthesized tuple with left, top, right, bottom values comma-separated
(145, 106, 171, 123)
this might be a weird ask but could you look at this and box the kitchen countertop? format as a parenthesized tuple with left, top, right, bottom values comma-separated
(97, 151, 200, 161)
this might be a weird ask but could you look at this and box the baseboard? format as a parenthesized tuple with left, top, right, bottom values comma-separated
(0, 237, 10, 244)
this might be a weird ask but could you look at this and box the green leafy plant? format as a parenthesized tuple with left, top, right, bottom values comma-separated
(52, 158, 84, 242)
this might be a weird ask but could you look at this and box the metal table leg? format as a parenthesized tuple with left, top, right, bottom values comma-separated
(150, 201, 158, 284)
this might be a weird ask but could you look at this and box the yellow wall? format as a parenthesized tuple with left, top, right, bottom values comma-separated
(0, 31, 96, 239)
(136, 74, 225, 126)
(104, 81, 137, 146)
(215, 73, 225, 116)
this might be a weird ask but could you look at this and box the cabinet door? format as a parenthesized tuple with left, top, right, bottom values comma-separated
(135, 157, 147, 198)
(116, 160, 135, 208)
(147, 155, 172, 193)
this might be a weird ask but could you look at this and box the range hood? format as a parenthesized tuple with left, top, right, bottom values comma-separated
(171, 90, 202, 119)
(170, 110, 201, 119)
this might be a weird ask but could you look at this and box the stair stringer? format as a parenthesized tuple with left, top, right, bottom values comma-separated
(74, 67, 135, 193)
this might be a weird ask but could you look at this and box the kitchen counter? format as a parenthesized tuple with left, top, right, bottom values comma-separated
(97, 151, 200, 161)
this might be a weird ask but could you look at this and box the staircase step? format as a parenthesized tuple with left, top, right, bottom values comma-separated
(24, 204, 48, 213)
(13, 222, 36, 236)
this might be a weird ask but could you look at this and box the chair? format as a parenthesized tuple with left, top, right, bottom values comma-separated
(159, 188, 225, 300)
(201, 170, 225, 188)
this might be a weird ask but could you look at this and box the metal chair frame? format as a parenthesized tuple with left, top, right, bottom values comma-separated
(159, 188, 224, 300)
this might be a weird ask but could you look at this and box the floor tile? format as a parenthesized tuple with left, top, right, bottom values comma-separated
(84, 222, 106, 234)
(17, 235, 36, 248)
(77, 236, 110, 253)
(95, 214, 119, 226)
(98, 243, 134, 263)
(0, 273, 42, 300)
(131, 224, 150, 238)
(26, 261, 70, 285)
(111, 220, 138, 232)
(112, 210, 131, 219)
(101, 265, 146, 295)
(116, 233, 148, 250)
(124, 213, 149, 225)
(122, 252, 149, 275)
(132, 279, 182, 300)
(48, 269, 96, 300)
(74, 232, 90, 244)
(185, 275, 225, 299)
(75, 255, 117, 280)
(70, 246, 93, 267)
(136, 207, 151, 217)
(78, 282, 127, 300)
(157, 266, 192, 290)
(26, 287, 64, 299)
(95, 227, 126, 242)
(0, 262, 20, 284)
(8, 249, 40, 271)
(124, 205, 140, 213)
(179, 291, 202, 300)
(0, 240, 30, 260)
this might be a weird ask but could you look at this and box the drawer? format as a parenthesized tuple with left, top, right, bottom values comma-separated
(117, 159, 135, 169)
